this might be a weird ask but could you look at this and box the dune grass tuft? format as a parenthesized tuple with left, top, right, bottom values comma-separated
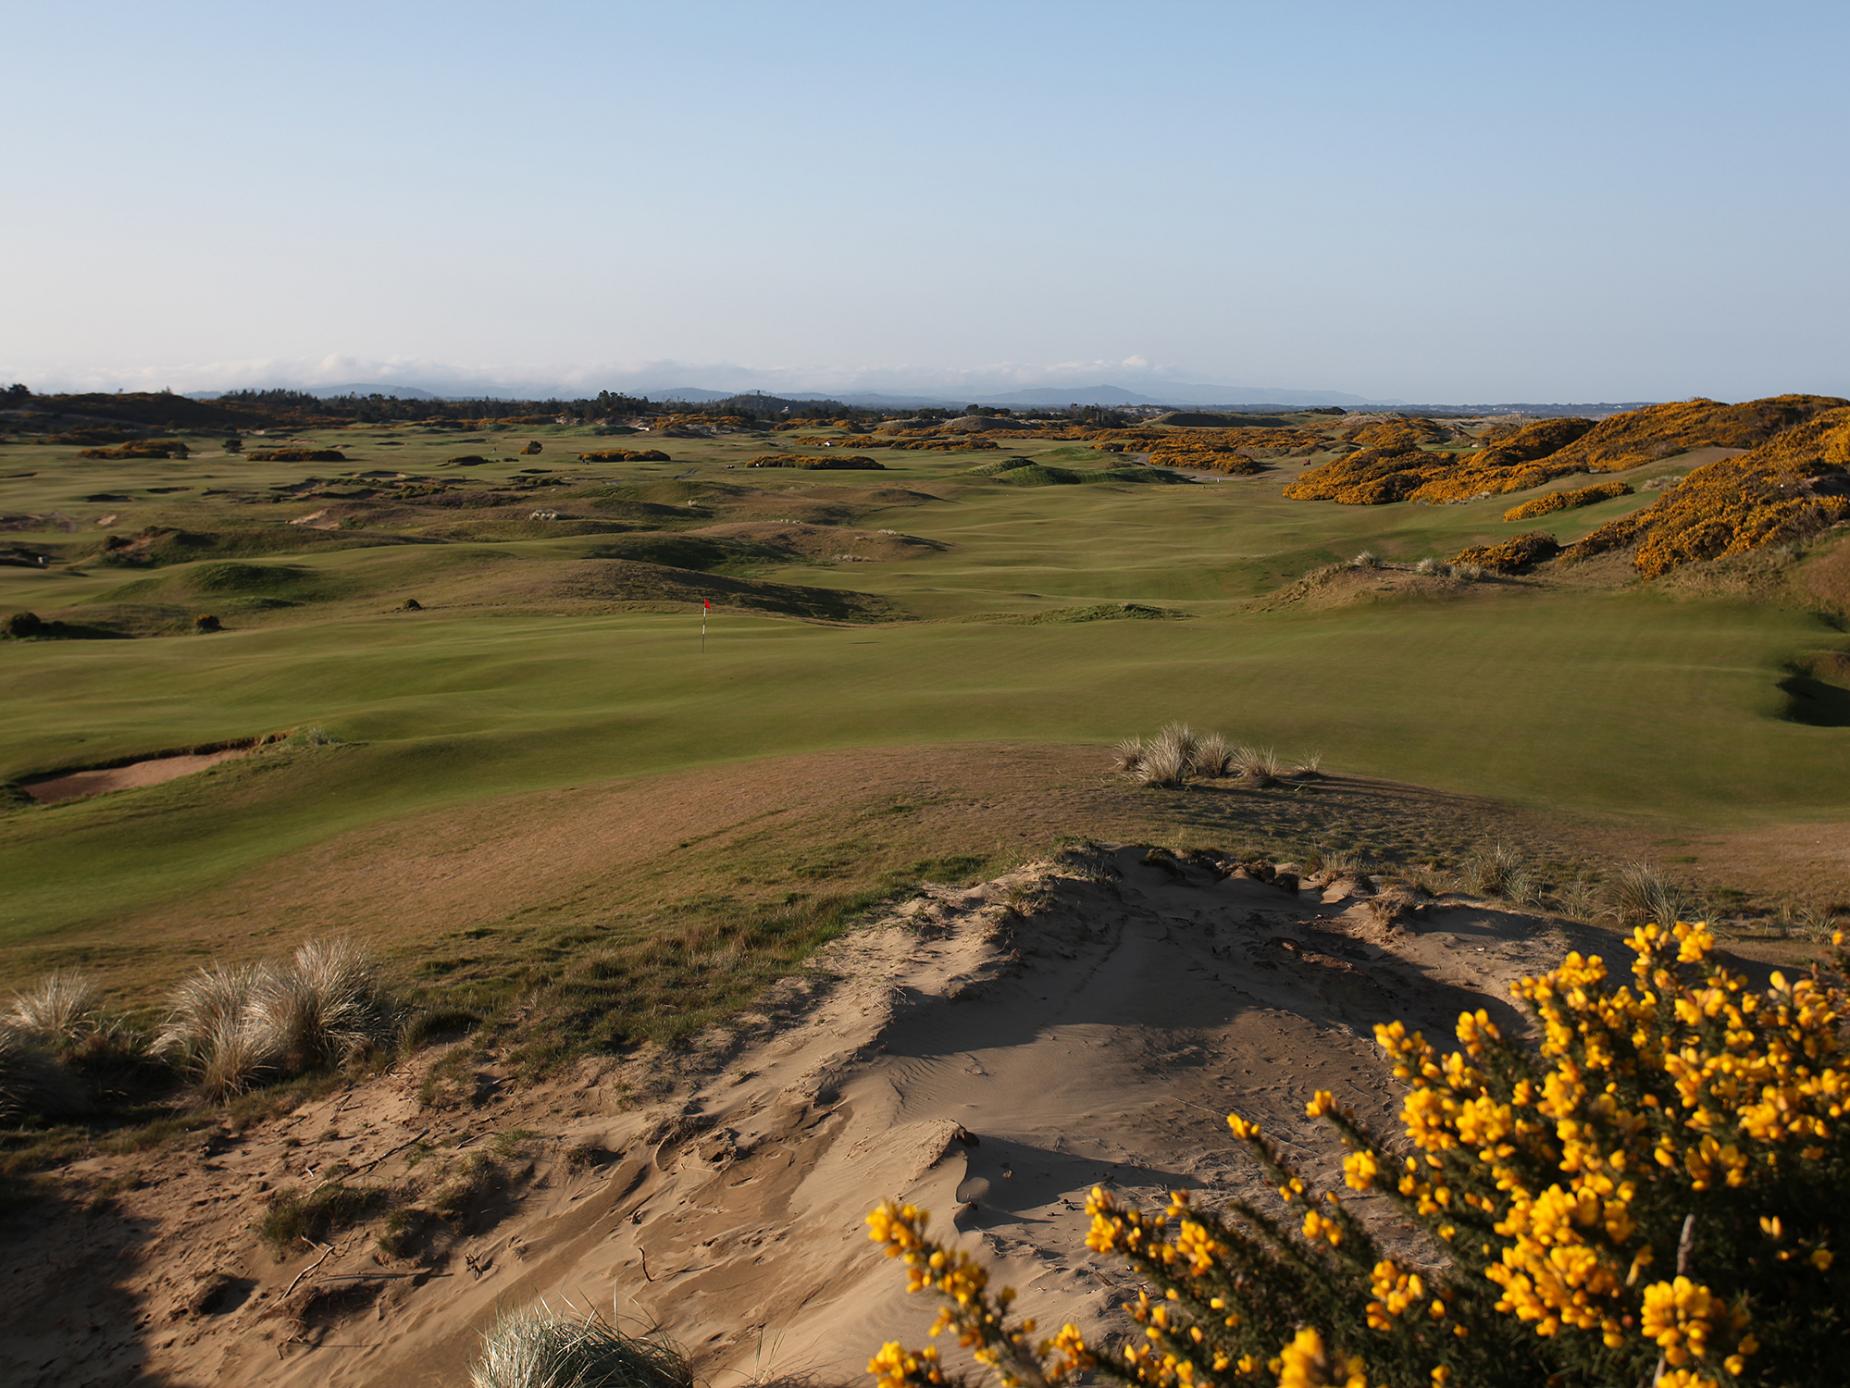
(1134, 722, 1199, 787)
(1115, 726, 1321, 790)
(1111, 735, 1146, 773)
(1230, 744, 1284, 787)
(7, 971, 103, 1050)
(1607, 860, 1694, 928)
(470, 1302, 693, 1388)
(0, 1025, 88, 1122)
(1193, 732, 1233, 778)
(1459, 840, 1540, 904)
(153, 940, 397, 1100)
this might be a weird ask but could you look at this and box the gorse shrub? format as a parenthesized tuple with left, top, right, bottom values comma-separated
(578, 448, 672, 463)
(1450, 532, 1560, 575)
(245, 447, 346, 463)
(78, 438, 189, 460)
(868, 920, 1850, 1388)
(746, 453, 884, 470)
(1575, 410, 1850, 577)
(1501, 481, 1632, 523)
(469, 1302, 693, 1388)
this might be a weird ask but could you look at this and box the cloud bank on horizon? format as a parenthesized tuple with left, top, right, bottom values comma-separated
(4, 3, 1847, 404)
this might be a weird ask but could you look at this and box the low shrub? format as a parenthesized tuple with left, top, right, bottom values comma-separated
(577, 448, 671, 463)
(746, 453, 884, 470)
(1451, 531, 1560, 574)
(245, 448, 347, 463)
(521, 440, 543, 455)
(78, 439, 189, 460)
(1501, 480, 1632, 522)
(193, 614, 221, 633)
(469, 1303, 693, 1388)
(868, 920, 1850, 1388)
(3, 611, 46, 639)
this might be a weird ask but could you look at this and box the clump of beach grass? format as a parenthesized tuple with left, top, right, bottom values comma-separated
(1607, 860, 1694, 928)
(469, 1302, 693, 1388)
(1111, 735, 1146, 773)
(1134, 722, 1199, 787)
(0, 1024, 87, 1122)
(1459, 841, 1538, 903)
(154, 939, 397, 1100)
(7, 971, 103, 1050)
(1114, 726, 1322, 789)
(1230, 744, 1284, 787)
(1193, 731, 1233, 778)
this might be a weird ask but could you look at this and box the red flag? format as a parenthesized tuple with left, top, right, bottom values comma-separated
(703, 598, 712, 610)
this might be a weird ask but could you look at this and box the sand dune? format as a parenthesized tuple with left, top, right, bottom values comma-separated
(1, 848, 1585, 1387)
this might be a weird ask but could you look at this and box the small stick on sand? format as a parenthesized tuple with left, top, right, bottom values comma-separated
(284, 1239, 335, 1297)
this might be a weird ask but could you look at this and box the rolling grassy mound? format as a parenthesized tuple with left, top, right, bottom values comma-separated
(557, 558, 895, 621)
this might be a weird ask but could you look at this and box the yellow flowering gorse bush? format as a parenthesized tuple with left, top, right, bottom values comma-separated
(867, 921, 1848, 1387)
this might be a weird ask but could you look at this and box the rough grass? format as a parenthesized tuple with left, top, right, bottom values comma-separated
(258, 1180, 391, 1256)
(470, 1303, 693, 1388)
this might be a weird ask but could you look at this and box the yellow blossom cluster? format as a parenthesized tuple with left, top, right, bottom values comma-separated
(869, 920, 1849, 1388)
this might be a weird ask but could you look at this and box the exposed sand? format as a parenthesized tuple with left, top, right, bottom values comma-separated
(0, 845, 1591, 1388)
(22, 748, 255, 805)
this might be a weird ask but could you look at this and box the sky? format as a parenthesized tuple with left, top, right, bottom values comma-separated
(4, 0, 1847, 403)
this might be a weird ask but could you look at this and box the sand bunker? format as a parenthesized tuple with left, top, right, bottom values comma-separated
(22, 746, 256, 804)
(0, 846, 1587, 1387)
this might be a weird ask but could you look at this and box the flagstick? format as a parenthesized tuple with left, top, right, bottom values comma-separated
(701, 603, 707, 654)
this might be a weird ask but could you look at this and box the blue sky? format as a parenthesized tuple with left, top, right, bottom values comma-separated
(4, 1, 1847, 401)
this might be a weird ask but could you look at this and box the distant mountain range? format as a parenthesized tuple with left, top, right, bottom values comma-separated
(190, 380, 1377, 409)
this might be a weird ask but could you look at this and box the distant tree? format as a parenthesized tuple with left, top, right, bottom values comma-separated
(4, 383, 29, 400)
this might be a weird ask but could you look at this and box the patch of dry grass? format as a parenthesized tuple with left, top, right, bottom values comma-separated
(153, 940, 396, 1100)
(470, 1302, 692, 1388)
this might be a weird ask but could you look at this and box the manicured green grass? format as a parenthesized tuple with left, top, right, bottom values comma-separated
(0, 423, 1842, 987)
